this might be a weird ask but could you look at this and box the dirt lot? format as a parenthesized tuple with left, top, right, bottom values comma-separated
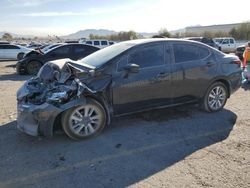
(0, 60, 249, 188)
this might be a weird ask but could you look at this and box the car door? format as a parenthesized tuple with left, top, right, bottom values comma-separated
(229, 38, 236, 52)
(170, 42, 216, 104)
(220, 39, 230, 52)
(112, 42, 172, 115)
(0, 45, 4, 58)
(45, 45, 72, 61)
(3, 45, 20, 59)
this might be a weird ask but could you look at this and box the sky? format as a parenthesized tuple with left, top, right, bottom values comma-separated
(0, 0, 249, 36)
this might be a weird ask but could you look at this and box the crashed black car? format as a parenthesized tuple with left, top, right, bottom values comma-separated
(17, 39, 242, 140)
(16, 43, 99, 75)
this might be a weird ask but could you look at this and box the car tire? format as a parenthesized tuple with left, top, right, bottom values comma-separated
(17, 53, 25, 61)
(201, 82, 228, 112)
(61, 98, 107, 140)
(26, 61, 42, 75)
(16, 62, 25, 75)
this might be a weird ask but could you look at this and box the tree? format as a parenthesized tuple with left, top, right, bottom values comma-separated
(229, 22, 250, 40)
(158, 28, 171, 38)
(2, 33, 13, 41)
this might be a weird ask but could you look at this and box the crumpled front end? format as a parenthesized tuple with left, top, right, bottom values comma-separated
(16, 60, 98, 137)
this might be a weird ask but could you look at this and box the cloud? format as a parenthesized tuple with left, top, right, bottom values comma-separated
(20, 2, 144, 17)
(7, 0, 65, 7)
(21, 12, 86, 17)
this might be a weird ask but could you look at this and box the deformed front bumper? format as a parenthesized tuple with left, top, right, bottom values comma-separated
(17, 99, 86, 137)
(17, 102, 62, 137)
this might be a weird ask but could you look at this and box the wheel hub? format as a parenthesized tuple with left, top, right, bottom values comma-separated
(81, 117, 91, 125)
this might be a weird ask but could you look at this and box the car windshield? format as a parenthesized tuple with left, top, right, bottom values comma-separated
(44, 44, 61, 53)
(78, 42, 134, 67)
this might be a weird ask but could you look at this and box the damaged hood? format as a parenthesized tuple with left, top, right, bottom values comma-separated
(17, 58, 112, 106)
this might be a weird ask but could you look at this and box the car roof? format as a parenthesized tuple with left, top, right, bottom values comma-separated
(120, 38, 207, 47)
(45, 43, 100, 53)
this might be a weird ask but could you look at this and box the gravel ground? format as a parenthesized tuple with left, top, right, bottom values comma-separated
(0, 60, 249, 188)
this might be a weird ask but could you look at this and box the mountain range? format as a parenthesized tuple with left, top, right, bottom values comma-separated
(61, 29, 157, 39)
(0, 29, 157, 39)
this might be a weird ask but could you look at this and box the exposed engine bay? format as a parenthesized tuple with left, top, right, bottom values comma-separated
(17, 60, 95, 106)
(16, 60, 108, 137)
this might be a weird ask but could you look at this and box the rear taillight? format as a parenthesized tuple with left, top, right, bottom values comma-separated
(233, 60, 241, 67)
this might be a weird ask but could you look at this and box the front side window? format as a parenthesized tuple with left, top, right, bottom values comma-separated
(222, 39, 229, 44)
(86, 41, 92, 45)
(128, 44, 164, 68)
(101, 41, 108, 45)
(173, 43, 210, 63)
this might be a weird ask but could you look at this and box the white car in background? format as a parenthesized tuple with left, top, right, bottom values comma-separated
(0, 44, 32, 60)
(80, 40, 115, 49)
(213, 37, 236, 53)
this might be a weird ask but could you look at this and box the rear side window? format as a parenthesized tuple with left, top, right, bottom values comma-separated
(128, 44, 164, 68)
(230, 39, 234, 44)
(94, 41, 100, 45)
(173, 43, 210, 63)
(101, 41, 108, 45)
(74, 46, 85, 54)
(2, 45, 20, 49)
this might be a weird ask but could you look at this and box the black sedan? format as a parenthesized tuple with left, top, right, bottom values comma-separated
(16, 44, 99, 75)
(186, 37, 221, 50)
(17, 39, 242, 140)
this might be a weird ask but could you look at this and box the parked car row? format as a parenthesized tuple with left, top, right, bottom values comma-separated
(16, 43, 100, 75)
(16, 38, 242, 140)
(79, 39, 115, 49)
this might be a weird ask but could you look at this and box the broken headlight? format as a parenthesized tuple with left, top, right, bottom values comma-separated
(47, 91, 68, 103)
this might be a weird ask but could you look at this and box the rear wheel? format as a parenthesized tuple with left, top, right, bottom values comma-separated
(202, 82, 228, 112)
(26, 61, 42, 75)
(17, 53, 24, 61)
(61, 99, 106, 140)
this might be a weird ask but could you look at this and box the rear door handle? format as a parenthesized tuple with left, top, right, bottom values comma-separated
(157, 72, 169, 78)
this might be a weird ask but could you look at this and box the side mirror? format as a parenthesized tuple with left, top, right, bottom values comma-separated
(123, 63, 139, 73)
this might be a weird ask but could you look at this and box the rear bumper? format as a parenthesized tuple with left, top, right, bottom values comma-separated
(229, 71, 242, 95)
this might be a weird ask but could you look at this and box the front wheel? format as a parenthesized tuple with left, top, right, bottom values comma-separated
(26, 61, 42, 75)
(61, 99, 107, 140)
(201, 82, 228, 112)
(17, 53, 25, 61)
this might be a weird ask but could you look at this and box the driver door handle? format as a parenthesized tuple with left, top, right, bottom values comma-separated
(157, 72, 169, 78)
